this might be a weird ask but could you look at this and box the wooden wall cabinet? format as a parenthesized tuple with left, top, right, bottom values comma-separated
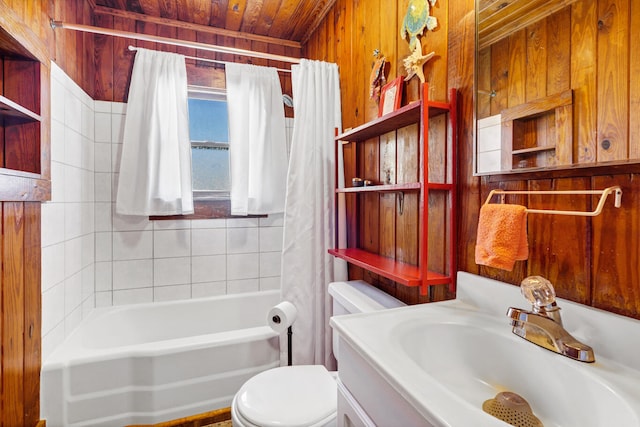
(0, 23, 50, 202)
(330, 84, 458, 295)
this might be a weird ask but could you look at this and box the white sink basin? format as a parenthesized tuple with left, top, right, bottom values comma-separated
(394, 318, 639, 426)
(331, 273, 640, 427)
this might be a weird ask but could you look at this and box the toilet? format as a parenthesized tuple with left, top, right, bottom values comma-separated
(231, 280, 405, 427)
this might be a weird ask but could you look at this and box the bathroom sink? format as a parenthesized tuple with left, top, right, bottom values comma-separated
(331, 273, 640, 427)
(394, 317, 639, 426)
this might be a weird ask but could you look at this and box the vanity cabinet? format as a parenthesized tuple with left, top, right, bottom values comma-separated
(329, 84, 457, 295)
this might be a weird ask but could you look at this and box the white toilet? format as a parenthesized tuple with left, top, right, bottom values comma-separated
(231, 280, 405, 427)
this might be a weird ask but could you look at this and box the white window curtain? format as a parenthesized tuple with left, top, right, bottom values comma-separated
(281, 59, 348, 368)
(225, 63, 289, 216)
(116, 48, 193, 216)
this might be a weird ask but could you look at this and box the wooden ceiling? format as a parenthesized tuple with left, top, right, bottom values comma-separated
(93, 0, 337, 45)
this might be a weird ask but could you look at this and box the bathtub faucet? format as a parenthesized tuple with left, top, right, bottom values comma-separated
(506, 276, 595, 363)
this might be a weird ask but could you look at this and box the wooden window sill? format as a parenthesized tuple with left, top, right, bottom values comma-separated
(149, 199, 267, 220)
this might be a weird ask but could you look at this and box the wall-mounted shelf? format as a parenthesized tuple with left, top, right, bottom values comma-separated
(337, 182, 421, 193)
(0, 95, 42, 125)
(330, 84, 458, 295)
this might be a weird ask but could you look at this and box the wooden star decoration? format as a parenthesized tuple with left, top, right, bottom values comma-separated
(403, 39, 435, 83)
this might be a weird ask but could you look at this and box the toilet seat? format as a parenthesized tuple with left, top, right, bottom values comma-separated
(232, 365, 337, 427)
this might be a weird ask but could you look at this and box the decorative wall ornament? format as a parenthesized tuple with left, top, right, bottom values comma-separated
(369, 49, 387, 104)
(400, 0, 438, 83)
(403, 41, 435, 83)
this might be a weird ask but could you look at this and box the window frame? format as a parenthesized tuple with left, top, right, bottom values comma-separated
(188, 86, 231, 202)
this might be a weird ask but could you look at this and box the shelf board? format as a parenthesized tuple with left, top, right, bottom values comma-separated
(337, 102, 421, 142)
(0, 95, 41, 125)
(337, 182, 421, 193)
(512, 145, 556, 155)
(329, 248, 421, 286)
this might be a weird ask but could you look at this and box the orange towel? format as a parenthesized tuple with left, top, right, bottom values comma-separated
(475, 204, 528, 271)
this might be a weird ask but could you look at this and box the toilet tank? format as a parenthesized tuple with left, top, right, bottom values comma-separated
(328, 280, 405, 359)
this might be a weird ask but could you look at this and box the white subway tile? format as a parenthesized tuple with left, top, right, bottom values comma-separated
(42, 242, 65, 292)
(64, 306, 83, 339)
(227, 227, 259, 254)
(111, 113, 125, 143)
(81, 136, 95, 171)
(64, 128, 82, 168)
(50, 119, 65, 163)
(111, 102, 127, 115)
(95, 291, 113, 307)
(153, 219, 191, 230)
(259, 226, 283, 252)
(260, 277, 281, 291)
(95, 202, 113, 232)
(64, 165, 82, 202)
(113, 288, 153, 305)
(154, 229, 191, 258)
(65, 271, 83, 315)
(81, 264, 95, 300)
(95, 261, 113, 292)
(64, 237, 83, 278)
(192, 255, 226, 283)
(154, 257, 191, 287)
(192, 228, 225, 256)
(259, 213, 284, 227)
(191, 218, 226, 229)
(227, 253, 259, 280)
(81, 202, 96, 236)
(226, 217, 259, 228)
(259, 251, 281, 278)
(112, 259, 153, 290)
(113, 230, 153, 260)
(94, 143, 111, 172)
(94, 112, 112, 143)
(41, 202, 66, 247)
(81, 233, 95, 269)
(192, 281, 227, 298)
(50, 161, 65, 203)
(42, 283, 65, 336)
(95, 232, 112, 262)
(81, 169, 95, 203)
(112, 209, 151, 232)
(94, 172, 112, 202)
(227, 278, 259, 294)
(94, 100, 111, 113)
(50, 78, 65, 124)
(41, 322, 65, 363)
(154, 284, 191, 302)
(64, 202, 82, 240)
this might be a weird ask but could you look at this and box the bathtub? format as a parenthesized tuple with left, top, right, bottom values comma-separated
(41, 290, 280, 427)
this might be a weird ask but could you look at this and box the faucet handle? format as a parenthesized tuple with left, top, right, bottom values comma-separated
(521, 276, 556, 308)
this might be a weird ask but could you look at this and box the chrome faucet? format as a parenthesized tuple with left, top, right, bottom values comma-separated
(506, 276, 595, 363)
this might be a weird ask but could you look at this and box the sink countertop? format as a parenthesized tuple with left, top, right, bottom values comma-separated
(331, 272, 640, 427)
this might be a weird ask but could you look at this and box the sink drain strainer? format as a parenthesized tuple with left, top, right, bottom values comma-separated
(482, 391, 544, 427)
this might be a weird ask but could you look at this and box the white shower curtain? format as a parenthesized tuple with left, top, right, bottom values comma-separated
(225, 63, 289, 215)
(116, 48, 193, 215)
(281, 59, 348, 368)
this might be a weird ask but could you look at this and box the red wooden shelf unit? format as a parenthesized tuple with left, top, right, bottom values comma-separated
(329, 83, 458, 295)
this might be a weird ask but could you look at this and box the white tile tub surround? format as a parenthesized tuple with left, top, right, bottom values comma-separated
(42, 65, 288, 359)
(42, 62, 96, 360)
(94, 106, 288, 307)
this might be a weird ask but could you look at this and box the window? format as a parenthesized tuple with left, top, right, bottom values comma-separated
(188, 87, 230, 200)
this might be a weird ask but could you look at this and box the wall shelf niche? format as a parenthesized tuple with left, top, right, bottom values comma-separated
(330, 84, 458, 295)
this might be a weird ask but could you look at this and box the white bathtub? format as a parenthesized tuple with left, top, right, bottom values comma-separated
(41, 290, 280, 427)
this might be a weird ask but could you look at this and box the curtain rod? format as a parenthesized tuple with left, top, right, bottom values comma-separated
(127, 45, 292, 73)
(50, 20, 302, 65)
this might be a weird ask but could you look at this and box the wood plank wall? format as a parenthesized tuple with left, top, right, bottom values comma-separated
(306, 0, 640, 319)
(305, 0, 460, 304)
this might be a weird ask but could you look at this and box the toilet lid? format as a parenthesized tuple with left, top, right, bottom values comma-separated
(235, 365, 337, 427)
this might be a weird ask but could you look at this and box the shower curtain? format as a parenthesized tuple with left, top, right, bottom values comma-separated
(281, 59, 348, 368)
(225, 63, 289, 215)
(116, 48, 193, 215)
